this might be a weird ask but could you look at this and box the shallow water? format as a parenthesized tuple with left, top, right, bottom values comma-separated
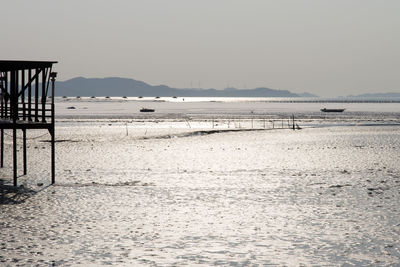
(1, 102, 400, 266)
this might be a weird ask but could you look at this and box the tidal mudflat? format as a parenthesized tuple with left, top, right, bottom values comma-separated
(1, 99, 400, 266)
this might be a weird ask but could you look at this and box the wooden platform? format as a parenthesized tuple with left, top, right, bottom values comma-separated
(1, 60, 57, 186)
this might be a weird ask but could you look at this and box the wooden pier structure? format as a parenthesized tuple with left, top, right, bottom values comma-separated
(0, 60, 57, 186)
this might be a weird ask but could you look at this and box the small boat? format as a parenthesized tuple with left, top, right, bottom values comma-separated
(140, 108, 155, 112)
(172, 96, 178, 98)
(320, 108, 345, 112)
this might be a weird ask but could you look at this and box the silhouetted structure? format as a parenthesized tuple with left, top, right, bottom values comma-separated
(0, 60, 57, 186)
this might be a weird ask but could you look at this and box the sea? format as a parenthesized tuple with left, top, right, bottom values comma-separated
(1, 97, 400, 266)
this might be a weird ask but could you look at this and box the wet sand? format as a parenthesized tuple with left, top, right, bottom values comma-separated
(1, 100, 400, 266)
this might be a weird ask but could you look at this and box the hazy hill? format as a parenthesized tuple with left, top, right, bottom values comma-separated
(348, 92, 400, 98)
(55, 77, 317, 97)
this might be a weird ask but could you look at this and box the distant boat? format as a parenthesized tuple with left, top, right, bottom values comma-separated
(172, 96, 178, 98)
(138, 96, 143, 98)
(140, 108, 155, 112)
(321, 108, 345, 112)
(155, 96, 160, 99)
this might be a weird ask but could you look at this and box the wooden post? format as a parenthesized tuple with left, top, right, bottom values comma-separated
(51, 118, 55, 184)
(22, 70, 25, 120)
(35, 69, 39, 122)
(4, 73, 8, 119)
(23, 129, 27, 175)
(0, 129, 3, 168)
(13, 128, 17, 186)
(11, 70, 18, 186)
(15, 71, 18, 119)
(292, 114, 295, 130)
(1, 72, 4, 168)
(42, 69, 46, 122)
(28, 69, 32, 121)
(50, 73, 56, 184)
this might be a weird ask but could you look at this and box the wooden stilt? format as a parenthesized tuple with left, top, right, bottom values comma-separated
(28, 69, 32, 121)
(50, 74, 56, 184)
(35, 69, 39, 122)
(13, 128, 17, 186)
(11, 70, 18, 186)
(0, 129, 3, 168)
(23, 129, 27, 175)
(51, 125, 55, 184)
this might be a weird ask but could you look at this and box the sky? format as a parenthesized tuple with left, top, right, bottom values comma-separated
(1, 0, 399, 97)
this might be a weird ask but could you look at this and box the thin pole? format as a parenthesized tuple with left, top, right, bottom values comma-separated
(0, 129, 3, 168)
(0, 73, 3, 118)
(13, 128, 17, 186)
(4, 73, 8, 118)
(292, 114, 295, 130)
(14, 71, 18, 119)
(51, 121, 55, 184)
(51, 75, 56, 184)
(23, 129, 27, 175)
(28, 69, 32, 121)
(42, 69, 46, 122)
(11, 70, 18, 186)
(35, 69, 39, 122)
(22, 70, 25, 120)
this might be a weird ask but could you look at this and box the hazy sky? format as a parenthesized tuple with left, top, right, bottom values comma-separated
(2, 0, 399, 97)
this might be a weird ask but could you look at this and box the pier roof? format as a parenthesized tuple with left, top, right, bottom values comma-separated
(0, 60, 57, 71)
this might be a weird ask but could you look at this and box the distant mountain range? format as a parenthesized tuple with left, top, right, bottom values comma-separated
(55, 77, 316, 97)
(347, 92, 400, 98)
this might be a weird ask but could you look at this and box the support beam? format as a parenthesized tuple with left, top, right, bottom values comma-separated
(13, 128, 17, 186)
(11, 70, 18, 186)
(51, 124, 55, 184)
(22, 70, 25, 120)
(50, 73, 56, 184)
(0, 129, 3, 168)
(28, 69, 32, 121)
(23, 129, 27, 175)
(35, 69, 39, 122)
(17, 69, 41, 97)
(42, 68, 46, 122)
(4, 73, 8, 118)
(14, 71, 18, 119)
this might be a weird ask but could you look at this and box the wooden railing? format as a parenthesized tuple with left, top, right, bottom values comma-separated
(0, 100, 53, 123)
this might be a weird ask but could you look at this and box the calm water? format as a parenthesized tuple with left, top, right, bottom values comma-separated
(1, 100, 400, 266)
